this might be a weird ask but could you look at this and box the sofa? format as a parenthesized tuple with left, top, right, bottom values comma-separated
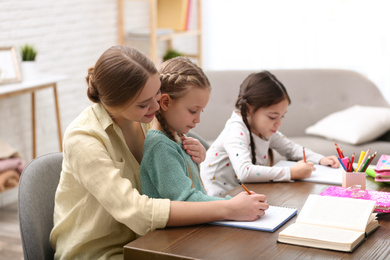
(193, 69, 390, 165)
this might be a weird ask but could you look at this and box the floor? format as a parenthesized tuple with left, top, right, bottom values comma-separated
(0, 202, 23, 260)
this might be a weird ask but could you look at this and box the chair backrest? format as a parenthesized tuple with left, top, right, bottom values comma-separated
(18, 152, 63, 260)
(187, 130, 210, 150)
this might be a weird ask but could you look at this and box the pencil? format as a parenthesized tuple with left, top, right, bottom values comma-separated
(303, 147, 307, 163)
(359, 156, 371, 172)
(355, 150, 367, 172)
(334, 141, 343, 158)
(356, 148, 370, 172)
(338, 157, 347, 171)
(363, 151, 377, 172)
(370, 151, 377, 163)
(349, 152, 355, 172)
(241, 184, 251, 195)
(238, 180, 251, 195)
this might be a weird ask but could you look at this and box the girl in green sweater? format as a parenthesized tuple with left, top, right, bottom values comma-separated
(141, 57, 218, 201)
(140, 57, 260, 203)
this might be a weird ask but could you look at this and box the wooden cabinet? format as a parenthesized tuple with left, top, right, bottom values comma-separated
(118, 0, 202, 66)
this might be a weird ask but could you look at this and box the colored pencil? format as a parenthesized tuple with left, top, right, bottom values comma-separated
(362, 151, 377, 172)
(349, 152, 355, 172)
(360, 156, 371, 172)
(356, 149, 370, 172)
(356, 150, 367, 172)
(338, 157, 347, 171)
(334, 141, 343, 158)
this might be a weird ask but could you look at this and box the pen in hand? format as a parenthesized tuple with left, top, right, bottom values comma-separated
(303, 147, 307, 163)
(238, 180, 251, 195)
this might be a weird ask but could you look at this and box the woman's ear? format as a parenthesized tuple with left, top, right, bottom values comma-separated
(160, 94, 171, 111)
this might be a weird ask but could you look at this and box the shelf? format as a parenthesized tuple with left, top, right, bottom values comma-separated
(127, 29, 201, 41)
(118, 0, 202, 66)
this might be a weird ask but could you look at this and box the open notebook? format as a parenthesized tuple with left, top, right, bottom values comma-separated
(210, 205, 297, 232)
(274, 160, 343, 185)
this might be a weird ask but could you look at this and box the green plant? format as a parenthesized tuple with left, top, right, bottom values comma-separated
(21, 44, 37, 61)
(163, 49, 184, 62)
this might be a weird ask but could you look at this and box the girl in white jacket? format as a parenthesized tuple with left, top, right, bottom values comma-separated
(201, 71, 339, 197)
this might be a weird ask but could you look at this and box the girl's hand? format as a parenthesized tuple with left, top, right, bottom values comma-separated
(290, 160, 315, 180)
(320, 156, 340, 168)
(181, 136, 206, 164)
(225, 192, 269, 221)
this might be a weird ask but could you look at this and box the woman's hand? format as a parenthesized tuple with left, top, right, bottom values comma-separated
(225, 192, 269, 221)
(290, 160, 315, 180)
(167, 191, 269, 226)
(320, 156, 340, 168)
(181, 136, 206, 164)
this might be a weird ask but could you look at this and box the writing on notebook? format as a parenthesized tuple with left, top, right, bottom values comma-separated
(273, 160, 342, 185)
(210, 205, 297, 232)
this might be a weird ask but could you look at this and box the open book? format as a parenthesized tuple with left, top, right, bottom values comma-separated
(210, 205, 297, 232)
(277, 194, 379, 252)
(274, 160, 343, 185)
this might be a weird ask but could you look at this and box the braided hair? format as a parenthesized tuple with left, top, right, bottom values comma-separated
(157, 57, 210, 187)
(156, 57, 211, 143)
(235, 71, 291, 165)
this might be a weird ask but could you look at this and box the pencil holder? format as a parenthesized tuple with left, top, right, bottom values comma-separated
(342, 171, 366, 190)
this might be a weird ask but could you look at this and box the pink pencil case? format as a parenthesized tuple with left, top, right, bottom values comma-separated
(320, 186, 390, 213)
(374, 154, 390, 182)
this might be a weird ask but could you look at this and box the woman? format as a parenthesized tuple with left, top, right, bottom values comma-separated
(50, 46, 268, 259)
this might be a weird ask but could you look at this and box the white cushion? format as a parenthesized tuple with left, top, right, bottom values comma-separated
(305, 105, 390, 145)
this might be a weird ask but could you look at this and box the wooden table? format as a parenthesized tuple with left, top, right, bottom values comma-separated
(0, 74, 67, 158)
(124, 178, 390, 259)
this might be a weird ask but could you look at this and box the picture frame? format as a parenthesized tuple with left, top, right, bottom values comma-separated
(0, 46, 22, 85)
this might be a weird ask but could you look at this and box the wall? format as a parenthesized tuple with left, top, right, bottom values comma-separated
(202, 0, 390, 104)
(122, 0, 199, 66)
(2, 0, 389, 164)
(0, 0, 117, 162)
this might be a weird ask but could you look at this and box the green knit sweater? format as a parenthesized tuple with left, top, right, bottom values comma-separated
(141, 130, 226, 202)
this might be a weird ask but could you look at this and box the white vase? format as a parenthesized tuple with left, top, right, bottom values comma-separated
(21, 61, 39, 81)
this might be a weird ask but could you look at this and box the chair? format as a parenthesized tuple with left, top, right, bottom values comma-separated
(18, 152, 63, 260)
(17, 134, 207, 259)
(187, 130, 210, 150)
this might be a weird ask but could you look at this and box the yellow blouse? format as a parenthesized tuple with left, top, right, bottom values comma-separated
(50, 103, 170, 259)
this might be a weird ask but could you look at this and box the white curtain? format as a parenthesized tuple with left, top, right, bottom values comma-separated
(202, 0, 390, 103)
